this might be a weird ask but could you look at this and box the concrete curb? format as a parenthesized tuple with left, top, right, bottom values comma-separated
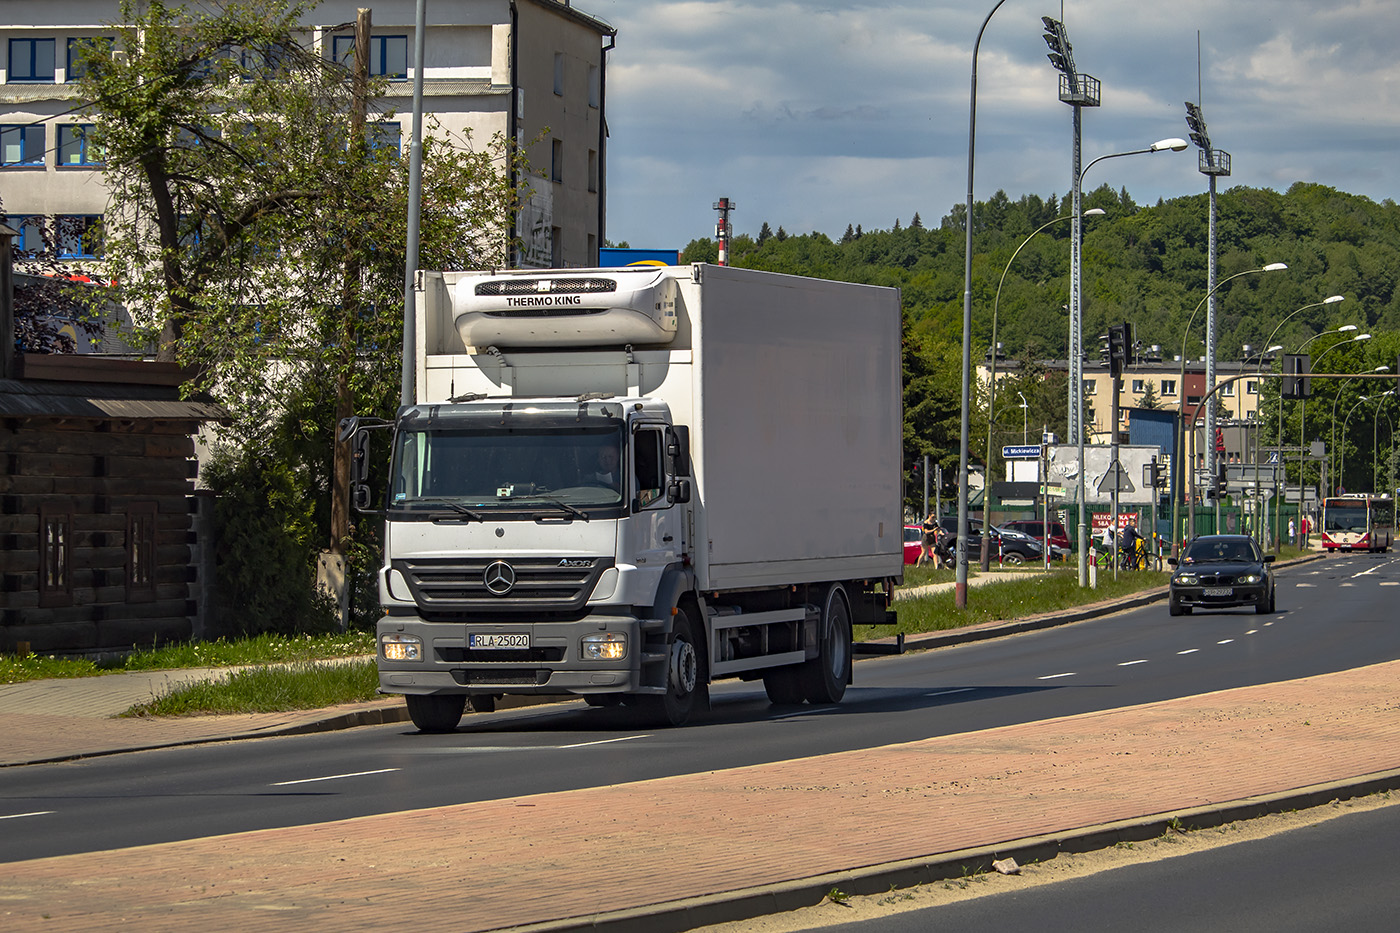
(492, 764, 1400, 933)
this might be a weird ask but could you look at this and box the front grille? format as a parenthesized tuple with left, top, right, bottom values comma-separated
(475, 278, 617, 296)
(393, 556, 614, 615)
(439, 647, 566, 664)
(453, 669, 550, 686)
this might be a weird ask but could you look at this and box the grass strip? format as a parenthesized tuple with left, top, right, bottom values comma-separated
(119, 660, 381, 718)
(1, 631, 377, 685)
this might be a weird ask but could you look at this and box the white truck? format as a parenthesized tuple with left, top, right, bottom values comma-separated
(345, 263, 903, 731)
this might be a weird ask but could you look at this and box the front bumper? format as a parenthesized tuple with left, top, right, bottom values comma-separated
(1169, 584, 1267, 610)
(376, 612, 659, 697)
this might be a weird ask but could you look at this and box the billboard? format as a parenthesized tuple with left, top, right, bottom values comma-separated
(599, 248, 680, 267)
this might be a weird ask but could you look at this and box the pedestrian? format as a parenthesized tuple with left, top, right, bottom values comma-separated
(919, 512, 939, 566)
(1288, 518, 1296, 545)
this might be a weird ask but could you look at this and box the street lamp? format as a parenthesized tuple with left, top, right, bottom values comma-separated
(981, 208, 1104, 571)
(1339, 391, 1395, 493)
(1296, 329, 1370, 543)
(1018, 391, 1029, 443)
(1072, 139, 1187, 585)
(1173, 262, 1287, 555)
(1248, 344, 1283, 545)
(1329, 364, 1391, 495)
(956, 0, 1011, 609)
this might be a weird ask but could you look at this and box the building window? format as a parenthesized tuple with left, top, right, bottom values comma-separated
(368, 121, 401, 154)
(66, 37, 112, 81)
(126, 502, 158, 602)
(588, 64, 599, 108)
(1082, 379, 1096, 396)
(1161, 379, 1177, 396)
(1131, 379, 1146, 394)
(551, 225, 562, 268)
(587, 233, 597, 265)
(587, 149, 597, 193)
(1246, 380, 1259, 395)
(38, 504, 73, 608)
(1221, 382, 1235, 397)
(551, 138, 563, 183)
(553, 52, 564, 95)
(1, 125, 46, 166)
(58, 124, 102, 166)
(56, 214, 102, 258)
(9, 38, 56, 83)
(333, 35, 408, 79)
(3, 215, 44, 253)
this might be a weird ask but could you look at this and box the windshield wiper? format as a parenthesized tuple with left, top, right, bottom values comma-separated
(532, 496, 590, 522)
(403, 498, 485, 521)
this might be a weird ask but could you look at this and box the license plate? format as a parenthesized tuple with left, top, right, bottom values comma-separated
(1202, 587, 1232, 597)
(470, 633, 530, 649)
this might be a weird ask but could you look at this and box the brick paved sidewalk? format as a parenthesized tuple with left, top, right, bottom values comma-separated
(3, 659, 1397, 933)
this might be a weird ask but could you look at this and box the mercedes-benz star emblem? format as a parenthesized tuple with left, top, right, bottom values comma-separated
(483, 561, 516, 596)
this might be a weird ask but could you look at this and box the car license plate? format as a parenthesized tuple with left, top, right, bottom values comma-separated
(1202, 587, 1232, 597)
(470, 633, 530, 649)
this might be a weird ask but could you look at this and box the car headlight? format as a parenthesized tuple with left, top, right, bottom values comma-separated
(581, 632, 627, 661)
(1175, 573, 1199, 586)
(381, 632, 422, 661)
(1238, 573, 1262, 585)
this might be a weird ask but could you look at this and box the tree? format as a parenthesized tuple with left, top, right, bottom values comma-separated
(1138, 382, 1161, 409)
(77, 0, 526, 628)
(757, 221, 773, 245)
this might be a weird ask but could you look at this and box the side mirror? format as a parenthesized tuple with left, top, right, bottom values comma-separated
(1263, 554, 1275, 563)
(667, 479, 692, 504)
(351, 430, 371, 484)
(352, 484, 375, 510)
(1166, 557, 1178, 566)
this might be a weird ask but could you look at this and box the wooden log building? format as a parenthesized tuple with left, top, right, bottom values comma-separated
(1, 355, 226, 655)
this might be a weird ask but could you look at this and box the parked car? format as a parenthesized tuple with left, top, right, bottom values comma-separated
(903, 525, 924, 565)
(1167, 534, 1275, 616)
(1000, 519, 1071, 552)
(936, 518, 1044, 565)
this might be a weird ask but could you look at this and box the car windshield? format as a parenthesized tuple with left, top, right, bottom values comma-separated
(1324, 506, 1368, 533)
(1183, 538, 1257, 563)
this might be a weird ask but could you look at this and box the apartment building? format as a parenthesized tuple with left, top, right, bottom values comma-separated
(0, 0, 615, 270)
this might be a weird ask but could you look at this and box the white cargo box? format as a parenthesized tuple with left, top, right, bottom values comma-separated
(415, 263, 904, 590)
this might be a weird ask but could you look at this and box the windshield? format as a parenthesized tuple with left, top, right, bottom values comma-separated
(1324, 506, 1368, 533)
(1183, 538, 1258, 563)
(391, 423, 625, 512)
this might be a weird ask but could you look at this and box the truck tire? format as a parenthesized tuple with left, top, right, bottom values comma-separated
(638, 605, 707, 727)
(800, 584, 851, 705)
(406, 694, 465, 733)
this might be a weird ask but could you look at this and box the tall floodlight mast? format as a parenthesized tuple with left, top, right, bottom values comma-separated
(1042, 13, 1100, 585)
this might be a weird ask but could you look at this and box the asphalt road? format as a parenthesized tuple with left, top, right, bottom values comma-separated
(805, 801, 1400, 933)
(2, 553, 1397, 862)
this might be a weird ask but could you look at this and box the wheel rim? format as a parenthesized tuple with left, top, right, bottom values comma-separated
(670, 638, 697, 695)
(825, 591, 849, 680)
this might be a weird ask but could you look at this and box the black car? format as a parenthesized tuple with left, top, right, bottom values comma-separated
(936, 518, 1045, 566)
(1167, 534, 1276, 616)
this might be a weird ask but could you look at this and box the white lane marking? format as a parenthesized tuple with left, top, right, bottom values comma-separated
(0, 811, 54, 821)
(1340, 582, 1355, 587)
(1382, 582, 1400, 587)
(1245, 629, 1258, 635)
(557, 735, 650, 749)
(1037, 672, 1076, 680)
(272, 768, 400, 786)
(1178, 649, 1200, 655)
(1217, 639, 1235, 645)
(925, 688, 976, 698)
(1296, 583, 1315, 587)
(1118, 660, 1148, 667)
(1353, 564, 1385, 578)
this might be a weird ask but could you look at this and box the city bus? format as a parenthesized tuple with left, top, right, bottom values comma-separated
(1320, 495, 1395, 552)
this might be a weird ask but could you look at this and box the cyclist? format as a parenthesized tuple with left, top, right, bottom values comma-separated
(1118, 522, 1144, 570)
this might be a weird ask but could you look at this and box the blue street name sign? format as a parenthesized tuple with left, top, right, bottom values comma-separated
(1002, 445, 1042, 459)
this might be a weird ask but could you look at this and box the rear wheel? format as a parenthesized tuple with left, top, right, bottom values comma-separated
(637, 605, 707, 727)
(405, 694, 465, 733)
(1002, 551, 1025, 566)
(800, 585, 851, 704)
(763, 667, 805, 705)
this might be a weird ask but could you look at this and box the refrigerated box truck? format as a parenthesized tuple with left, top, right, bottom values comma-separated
(344, 263, 903, 731)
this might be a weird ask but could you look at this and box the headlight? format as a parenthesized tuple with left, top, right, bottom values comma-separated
(1238, 573, 1262, 584)
(581, 632, 627, 661)
(381, 632, 422, 661)
(1175, 573, 1199, 586)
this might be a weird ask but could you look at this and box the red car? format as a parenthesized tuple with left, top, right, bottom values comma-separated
(904, 525, 925, 564)
(1000, 519, 1071, 552)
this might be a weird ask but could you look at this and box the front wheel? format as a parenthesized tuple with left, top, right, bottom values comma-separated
(637, 605, 707, 727)
(405, 694, 465, 733)
(1002, 551, 1025, 566)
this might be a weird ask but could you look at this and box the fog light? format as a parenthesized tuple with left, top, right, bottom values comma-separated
(381, 633, 422, 661)
(581, 632, 627, 661)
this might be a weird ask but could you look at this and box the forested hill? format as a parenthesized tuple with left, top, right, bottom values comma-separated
(681, 182, 1400, 364)
(676, 182, 1400, 502)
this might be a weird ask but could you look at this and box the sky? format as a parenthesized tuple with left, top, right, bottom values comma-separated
(582, 0, 1400, 250)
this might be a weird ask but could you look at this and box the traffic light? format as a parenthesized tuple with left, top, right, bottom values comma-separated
(1281, 353, 1312, 399)
(1105, 322, 1133, 378)
(1214, 460, 1229, 498)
